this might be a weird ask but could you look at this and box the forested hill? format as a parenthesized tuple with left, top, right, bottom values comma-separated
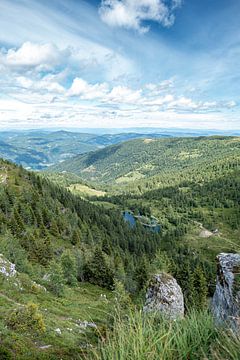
(49, 136, 240, 184)
(0, 158, 166, 357)
(0, 158, 160, 274)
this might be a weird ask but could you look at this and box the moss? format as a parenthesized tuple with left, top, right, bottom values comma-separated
(159, 272, 173, 284)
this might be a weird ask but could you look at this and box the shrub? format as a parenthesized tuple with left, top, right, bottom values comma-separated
(6, 302, 46, 334)
(61, 250, 77, 287)
(0, 346, 13, 360)
(47, 260, 65, 296)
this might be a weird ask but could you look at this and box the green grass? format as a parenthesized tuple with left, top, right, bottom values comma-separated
(68, 183, 106, 197)
(92, 309, 240, 360)
(0, 273, 113, 360)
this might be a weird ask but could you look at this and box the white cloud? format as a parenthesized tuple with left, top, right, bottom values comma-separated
(0, 42, 70, 70)
(166, 97, 238, 112)
(17, 75, 65, 94)
(107, 85, 142, 103)
(67, 80, 142, 104)
(146, 79, 174, 91)
(99, 0, 182, 33)
(144, 94, 174, 106)
(67, 78, 109, 99)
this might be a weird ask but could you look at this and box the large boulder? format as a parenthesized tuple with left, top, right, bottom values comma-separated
(143, 273, 184, 319)
(212, 253, 240, 331)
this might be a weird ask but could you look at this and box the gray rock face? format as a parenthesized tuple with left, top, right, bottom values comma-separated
(143, 273, 184, 319)
(212, 253, 240, 331)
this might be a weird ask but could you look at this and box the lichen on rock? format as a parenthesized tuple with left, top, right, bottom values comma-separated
(212, 253, 240, 331)
(143, 272, 184, 319)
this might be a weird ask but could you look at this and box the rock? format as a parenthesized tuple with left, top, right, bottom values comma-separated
(39, 345, 52, 350)
(76, 320, 97, 329)
(55, 328, 61, 335)
(199, 229, 213, 238)
(143, 272, 184, 319)
(212, 253, 240, 331)
(0, 254, 17, 278)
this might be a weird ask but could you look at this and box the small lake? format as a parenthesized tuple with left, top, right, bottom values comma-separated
(123, 211, 161, 233)
(123, 211, 136, 228)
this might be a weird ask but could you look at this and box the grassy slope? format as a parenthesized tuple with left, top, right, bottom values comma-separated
(0, 271, 112, 360)
(0, 159, 134, 359)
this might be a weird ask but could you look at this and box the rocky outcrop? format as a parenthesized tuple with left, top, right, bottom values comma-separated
(143, 273, 184, 319)
(0, 254, 16, 277)
(212, 253, 240, 331)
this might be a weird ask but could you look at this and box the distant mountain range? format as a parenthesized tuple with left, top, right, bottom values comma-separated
(0, 129, 239, 170)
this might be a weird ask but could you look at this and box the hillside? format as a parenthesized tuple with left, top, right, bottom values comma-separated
(0, 130, 180, 170)
(0, 158, 162, 358)
(49, 136, 240, 185)
(47, 136, 240, 291)
(0, 130, 97, 170)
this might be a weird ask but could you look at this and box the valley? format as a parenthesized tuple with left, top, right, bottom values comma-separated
(0, 134, 240, 359)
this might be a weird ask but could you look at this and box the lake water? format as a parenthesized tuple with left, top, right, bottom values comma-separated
(123, 211, 136, 228)
(123, 211, 160, 233)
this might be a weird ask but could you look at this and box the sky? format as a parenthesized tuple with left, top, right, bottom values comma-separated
(0, 0, 239, 130)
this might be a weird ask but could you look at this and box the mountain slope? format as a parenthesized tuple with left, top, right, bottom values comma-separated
(0, 158, 162, 358)
(0, 130, 179, 170)
(49, 136, 240, 184)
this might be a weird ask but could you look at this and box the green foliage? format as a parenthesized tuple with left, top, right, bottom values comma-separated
(0, 346, 13, 360)
(47, 260, 65, 296)
(113, 280, 133, 310)
(6, 302, 46, 334)
(134, 256, 150, 292)
(61, 250, 77, 287)
(71, 228, 81, 245)
(193, 266, 208, 310)
(84, 248, 114, 289)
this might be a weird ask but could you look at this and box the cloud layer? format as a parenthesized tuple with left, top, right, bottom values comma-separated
(0, 40, 238, 130)
(0, 0, 239, 130)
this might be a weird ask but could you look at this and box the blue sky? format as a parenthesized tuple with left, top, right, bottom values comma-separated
(0, 0, 239, 130)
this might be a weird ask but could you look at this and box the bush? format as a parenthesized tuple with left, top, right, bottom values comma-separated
(0, 346, 13, 360)
(61, 250, 77, 287)
(6, 302, 46, 334)
(46, 260, 65, 296)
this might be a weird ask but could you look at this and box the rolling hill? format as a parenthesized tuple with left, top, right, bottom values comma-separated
(0, 129, 182, 170)
(49, 136, 240, 185)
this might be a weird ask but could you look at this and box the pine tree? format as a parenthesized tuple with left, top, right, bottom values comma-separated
(134, 256, 149, 292)
(194, 266, 208, 310)
(71, 228, 81, 246)
(50, 219, 59, 237)
(84, 247, 114, 289)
